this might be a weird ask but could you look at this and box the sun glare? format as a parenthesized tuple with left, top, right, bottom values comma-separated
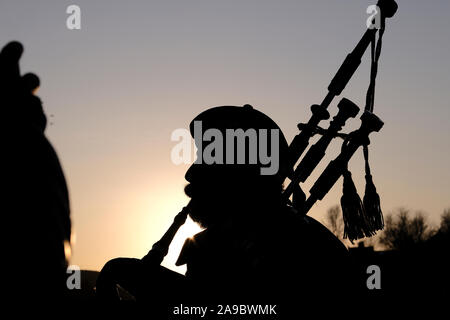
(162, 216, 203, 274)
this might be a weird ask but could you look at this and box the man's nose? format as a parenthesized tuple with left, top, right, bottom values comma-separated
(185, 163, 215, 183)
(185, 164, 198, 182)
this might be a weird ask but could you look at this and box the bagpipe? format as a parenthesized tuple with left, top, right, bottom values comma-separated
(143, 0, 398, 266)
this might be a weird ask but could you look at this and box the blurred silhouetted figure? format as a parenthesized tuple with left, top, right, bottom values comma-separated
(0, 42, 71, 301)
(97, 105, 353, 311)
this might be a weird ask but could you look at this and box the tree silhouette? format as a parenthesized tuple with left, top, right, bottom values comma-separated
(379, 208, 434, 250)
(428, 208, 450, 247)
(324, 205, 344, 240)
(439, 208, 450, 234)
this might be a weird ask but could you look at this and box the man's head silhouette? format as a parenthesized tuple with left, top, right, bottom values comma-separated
(184, 105, 289, 228)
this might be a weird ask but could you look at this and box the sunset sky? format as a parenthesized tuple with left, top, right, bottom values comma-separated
(1, 0, 449, 273)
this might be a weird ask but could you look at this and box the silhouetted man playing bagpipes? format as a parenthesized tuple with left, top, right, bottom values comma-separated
(97, 0, 399, 313)
(97, 105, 352, 308)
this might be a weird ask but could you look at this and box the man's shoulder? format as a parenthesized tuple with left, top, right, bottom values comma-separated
(273, 206, 348, 255)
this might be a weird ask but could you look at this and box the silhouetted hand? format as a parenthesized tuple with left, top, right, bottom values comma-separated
(0, 41, 46, 131)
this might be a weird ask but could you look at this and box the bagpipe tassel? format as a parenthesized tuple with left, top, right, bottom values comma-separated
(341, 168, 367, 243)
(362, 145, 384, 232)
